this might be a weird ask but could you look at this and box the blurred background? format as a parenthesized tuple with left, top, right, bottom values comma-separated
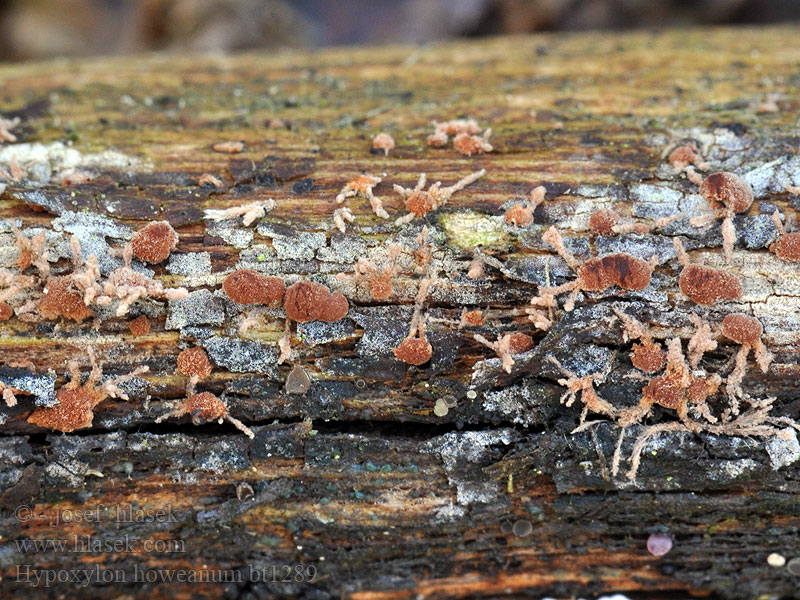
(0, 0, 798, 61)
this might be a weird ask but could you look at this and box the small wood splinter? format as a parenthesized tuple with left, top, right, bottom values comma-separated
(204, 199, 276, 226)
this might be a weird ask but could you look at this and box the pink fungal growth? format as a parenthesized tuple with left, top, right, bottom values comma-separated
(27, 348, 148, 432)
(156, 391, 253, 438)
(453, 130, 493, 156)
(474, 332, 534, 374)
(668, 142, 709, 173)
(612, 308, 665, 374)
(372, 132, 395, 156)
(393, 169, 485, 225)
(504, 186, 546, 227)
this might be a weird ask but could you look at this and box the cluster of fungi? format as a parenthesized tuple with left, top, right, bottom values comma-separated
(1, 115, 798, 482)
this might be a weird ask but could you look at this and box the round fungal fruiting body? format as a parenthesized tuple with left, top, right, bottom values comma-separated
(131, 221, 179, 264)
(678, 264, 742, 305)
(589, 209, 619, 235)
(505, 204, 533, 227)
(27, 386, 102, 433)
(642, 374, 684, 410)
(283, 280, 348, 323)
(128, 315, 150, 336)
(177, 347, 213, 380)
(405, 191, 436, 217)
(578, 253, 652, 292)
(507, 333, 534, 355)
(38, 277, 93, 322)
(0, 302, 13, 321)
(770, 232, 800, 263)
(699, 172, 754, 214)
(372, 132, 395, 156)
(222, 269, 285, 305)
(721, 313, 763, 346)
(631, 342, 666, 373)
(184, 392, 227, 425)
(392, 337, 433, 366)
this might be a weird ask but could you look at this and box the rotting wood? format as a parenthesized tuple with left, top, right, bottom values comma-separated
(0, 26, 800, 599)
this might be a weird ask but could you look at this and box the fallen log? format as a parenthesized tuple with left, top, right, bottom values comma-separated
(0, 26, 799, 599)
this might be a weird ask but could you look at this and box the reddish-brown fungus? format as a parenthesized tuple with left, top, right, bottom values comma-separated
(453, 130, 492, 156)
(461, 309, 484, 326)
(631, 342, 666, 373)
(679, 264, 742, 305)
(128, 315, 150, 336)
(589, 209, 620, 235)
(721, 313, 763, 346)
(0, 302, 12, 321)
(699, 172, 754, 214)
(38, 277, 93, 322)
(177, 347, 213, 380)
(392, 337, 433, 366)
(223, 269, 285, 306)
(130, 221, 179, 264)
(577, 254, 652, 292)
(372, 132, 395, 156)
(770, 233, 800, 263)
(284, 280, 348, 323)
(505, 204, 533, 227)
(27, 386, 103, 432)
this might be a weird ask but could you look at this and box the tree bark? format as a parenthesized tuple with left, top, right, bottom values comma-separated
(1, 26, 800, 599)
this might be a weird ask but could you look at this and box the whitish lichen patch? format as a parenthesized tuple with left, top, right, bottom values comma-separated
(166, 252, 212, 276)
(165, 290, 225, 330)
(765, 429, 800, 470)
(421, 430, 518, 505)
(0, 141, 149, 182)
(201, 336, 278, 374)
(439, 211, 508, 250)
